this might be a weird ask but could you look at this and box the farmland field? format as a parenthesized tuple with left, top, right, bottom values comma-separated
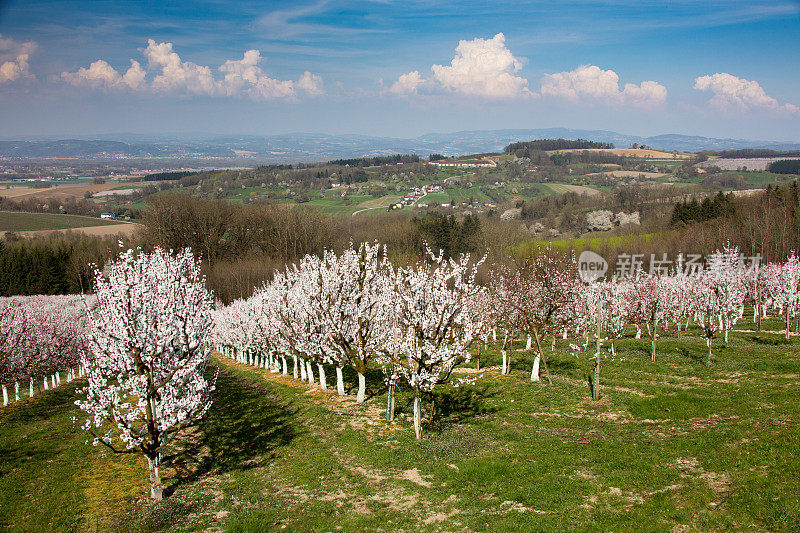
(0, 210, 126, 232)
(1, 321, 798, 531)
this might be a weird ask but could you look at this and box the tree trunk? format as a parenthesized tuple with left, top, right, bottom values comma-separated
(147, 455, 163, 500)
(14, 381, 19, 401)
(300, 358, 307, 381)
(413, 394, 423, 441)
(29, 378, 34, 398)
(356, 372, 366, 403)
(336, 366, 345, 396)
(476, 343, 481, 371)
(318, 364, 327, 390)
(706, 336, 713, 366)
(530, 352, 541, 382)
(281, 357, 288, 375)
(724, 329, 729, 345)
(2, 385, 7, 406)
(787, 312, 791, 341)
(651, 334, 656, 362)
(306, 361, 314, 384)
(501, 350, 507, 375)
(533, 331, 553, 385)
(526, 335, 532, 350)
(492, 327, 497, 342)
(43, 377, 49, 391)
(293, 355, 299, 379)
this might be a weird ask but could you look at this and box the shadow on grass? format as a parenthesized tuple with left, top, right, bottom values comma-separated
(434, 384, 499, 425)
(163, 366, 300, 496)
(750, 335, 791, 346)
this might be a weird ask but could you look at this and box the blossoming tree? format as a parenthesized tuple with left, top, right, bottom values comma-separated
(76, 247, 216, 500)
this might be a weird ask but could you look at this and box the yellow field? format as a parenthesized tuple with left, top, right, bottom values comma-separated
(549, 148, 691, 159)
(14, 222, 143, 238)
(0, 182, 147, 200)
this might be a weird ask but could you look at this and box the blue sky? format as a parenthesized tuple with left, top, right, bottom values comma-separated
(0, 0, 798, 140)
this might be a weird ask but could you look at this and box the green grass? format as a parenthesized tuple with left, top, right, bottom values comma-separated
(2, 318, 799, 531)
(0, 211, 126, 231)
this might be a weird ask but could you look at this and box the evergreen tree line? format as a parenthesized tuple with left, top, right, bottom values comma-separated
(716, 149, 800, 159)
(0, 235, 117, 296)
(768, 160, 800, 174)
(670, 192, 734, 225)
(325, 154, 420, 167)
(505, 139, 614, 156)
(143, 170, 202, 181)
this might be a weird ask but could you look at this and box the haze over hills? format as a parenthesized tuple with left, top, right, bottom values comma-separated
(1, 129, 799, 162)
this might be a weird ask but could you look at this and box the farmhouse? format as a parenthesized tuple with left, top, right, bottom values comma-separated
(428, 159, 497, 168)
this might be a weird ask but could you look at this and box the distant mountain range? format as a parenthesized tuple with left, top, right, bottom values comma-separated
(2, 129, 799, 162)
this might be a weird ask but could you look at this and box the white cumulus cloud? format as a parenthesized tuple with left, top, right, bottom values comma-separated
(61, 59, 145, 90)
(694, 73, 799, 114)
(218, 49, 295, 99)
(296, 71, 324, 96)
(60, 40, 322, 100)
(389, 70, 424, 96)
(430, 33, 533, 99)
(144, 39, 219, 96)
(0, 35, 37, 83)
(541, 65, 666, 107)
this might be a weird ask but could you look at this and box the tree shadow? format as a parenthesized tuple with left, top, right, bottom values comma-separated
(750, 335, 791, 346)
(433, 384, 499, 425)
(162, 366, 300, 495)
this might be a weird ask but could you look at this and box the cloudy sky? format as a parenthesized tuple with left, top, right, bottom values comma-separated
(1, 0, 798, 140)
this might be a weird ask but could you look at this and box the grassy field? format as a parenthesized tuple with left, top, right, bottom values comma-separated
(0, 211, 125, 232)
(1, 316, 799, 532)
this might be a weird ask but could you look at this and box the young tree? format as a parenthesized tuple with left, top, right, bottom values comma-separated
(389, 249, 485, 440)
(499, 249, 580, 383)
(76, 247, 216, 500)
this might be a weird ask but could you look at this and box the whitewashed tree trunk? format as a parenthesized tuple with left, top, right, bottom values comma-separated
(293, 355, 299, 379)
(14, 381, 20, 401)
(147, 455, 163, 500)
(526, 335, 532, 350)
(281, 357, 288, 375)
(56, 372, 61, 386)
(43, 377, 49, 390)
(356, 372, 366, 403)
(530, 352, 541, 382)
(724, 329, 729, 344)
(306, 360, 314, 384)
(413, 394, 423, 440)
(336, 366, 345, 396)
(787, 312, 791, 340)
(51, 374, 56, 388)
(2, 385, 7, 406)
(492, 327, 497, 342)
(501, 350, 507, 375)
(318, 364, 327, 390)
(29, 378, 34, 398)
(635, 326, 642, 339)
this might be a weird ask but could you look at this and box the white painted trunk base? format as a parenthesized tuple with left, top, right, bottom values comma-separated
(356, 373, 366, 403)
(336, 367, 345, 396)
(530, 352, 541, 382)
(318, 364, 327, 390)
